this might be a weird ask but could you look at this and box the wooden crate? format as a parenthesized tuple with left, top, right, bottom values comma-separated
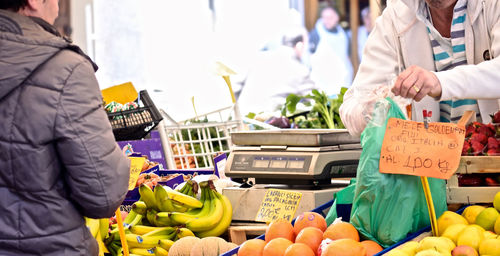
(446, 156, 500, 204)
(227, 223, 268, 245)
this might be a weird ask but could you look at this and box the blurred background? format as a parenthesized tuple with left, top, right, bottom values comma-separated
(55, 0, 387, 121)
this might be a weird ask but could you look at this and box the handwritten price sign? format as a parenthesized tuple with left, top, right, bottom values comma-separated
(379, 118, 466, 179)
(255, 189, 302, 223)
(128, 157, 146, 190)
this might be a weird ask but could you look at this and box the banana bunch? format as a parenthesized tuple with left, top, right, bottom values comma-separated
(168, 180, 233, 237)
(105, 180, 233, 255)
(106, 225, 194, 255)
(84, 217, 110, 256)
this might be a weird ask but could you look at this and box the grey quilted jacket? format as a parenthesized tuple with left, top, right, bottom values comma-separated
(0, 10, 130, 255)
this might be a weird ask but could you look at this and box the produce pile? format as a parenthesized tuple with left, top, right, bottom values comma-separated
(86, 180, 234, 256)
(462, 110, 500, 156)
(238, 212, 383, 256)
(168, 117, 230, 169)
(246, 88, 347, 129)
(389, 191, 500, 256)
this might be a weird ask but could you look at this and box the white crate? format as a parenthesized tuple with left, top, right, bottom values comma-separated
(158, 105, 243, 170)
(446, 156, 500, 204)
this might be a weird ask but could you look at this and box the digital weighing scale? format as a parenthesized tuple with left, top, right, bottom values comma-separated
(222, 129, 362, 222)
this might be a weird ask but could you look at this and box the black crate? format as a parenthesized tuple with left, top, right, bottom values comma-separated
(107, 90, 163, 141)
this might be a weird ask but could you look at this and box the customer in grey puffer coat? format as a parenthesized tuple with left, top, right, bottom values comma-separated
(0, 1, 130, 255)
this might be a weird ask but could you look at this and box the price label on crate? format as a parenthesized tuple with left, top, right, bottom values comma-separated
(379, 118, 466, 179)
(255, 189, 302, 223)
(128, 157, 146, 190)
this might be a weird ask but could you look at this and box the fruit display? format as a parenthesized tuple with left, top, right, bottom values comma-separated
(100, 180, 233, 255)
(461, 110, 500, 156)
(85, 217, 112, 255)
(389, 191, 500, 256)
(237, 211, 383, 256)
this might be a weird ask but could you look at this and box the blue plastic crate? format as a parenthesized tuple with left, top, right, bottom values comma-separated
(220, 201, 467, 256)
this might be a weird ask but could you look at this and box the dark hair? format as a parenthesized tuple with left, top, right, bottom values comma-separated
(0, 0, 28, 11)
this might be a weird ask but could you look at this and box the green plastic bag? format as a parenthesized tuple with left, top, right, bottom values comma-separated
(325, 179, 356, 225)
(350, 97, 447, 248)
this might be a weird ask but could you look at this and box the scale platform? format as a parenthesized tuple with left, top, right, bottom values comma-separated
(225, 129, 362, 185)
(223, 185, 347, 222)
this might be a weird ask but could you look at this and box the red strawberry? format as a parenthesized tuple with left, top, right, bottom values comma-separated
(491, 110, 500, 123)
(471, 140, 485, 155)
(465, 124, 476, 138)
(462, 140, 472, 155)
(485, 148, 499, 156)
(478, 125, 494, 138)
(487, 137, 499, 149)
(472, 121, 483, 128)
(470, 133, 488, 144)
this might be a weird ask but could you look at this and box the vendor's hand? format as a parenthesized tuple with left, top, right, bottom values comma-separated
(391, 65, 442, 101)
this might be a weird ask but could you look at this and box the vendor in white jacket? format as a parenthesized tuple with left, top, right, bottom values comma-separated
(340, 0, 500, 137)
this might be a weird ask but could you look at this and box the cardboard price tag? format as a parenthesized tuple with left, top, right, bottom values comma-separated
(379, 118, 466, 179)
(255, 189, 302, 223)
(128, 157, 146, 190)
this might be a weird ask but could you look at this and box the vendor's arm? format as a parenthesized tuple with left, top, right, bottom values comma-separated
(392, 2, 500, 102)
(339, 10, 401, 137)
(54, 59, 130, 218)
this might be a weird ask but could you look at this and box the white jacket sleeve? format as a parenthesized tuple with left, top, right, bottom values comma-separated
(339, 8, 401, 137)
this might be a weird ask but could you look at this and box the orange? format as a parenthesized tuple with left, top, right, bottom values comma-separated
(293, 212, 328, 235)
(263, 238, 293, 256)
(360, 240, 383, 256)
(284, 243, 315, 256)
(323, 221, 360, 242)
(321, 238, 366, 256)
(295, 227, 324, 253)
(238, 239, 266, 256)
(265, 219, 295, 242)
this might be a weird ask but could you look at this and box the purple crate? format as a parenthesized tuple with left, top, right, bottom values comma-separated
(117, 138, 167, 169)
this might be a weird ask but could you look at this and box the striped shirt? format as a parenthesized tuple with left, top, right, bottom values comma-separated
(425, 0, 482, 123)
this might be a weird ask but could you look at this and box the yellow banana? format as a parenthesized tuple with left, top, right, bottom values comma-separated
(169, 189, 210, 225)
(195, 191, 233, 238)
(143, 227, 176, 238)
(131, 225, 168, 236)
(85, 217, 100, 238)
(146, 209, 159, 227)
(139, 184, 158, 210)
(132, 201, 148, 215)
(176, 227, 195, 239)
(130, 248, 155, 255)
(124, 209, 138, 224)
(154, 212, 174, 227)
(154, 185, 176, 212)
(157, 239, 175, 251)
(177, 182, 189, 194)
(165, 188, 202, 208)
(154, 246, 169, 256)
(126, 234, 171, 249)
(99, 218, 110, 241)
(185, 188, 224, 232)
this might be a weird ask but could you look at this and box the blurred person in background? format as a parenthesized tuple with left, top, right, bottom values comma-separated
(308, 6, 353, 96)
(237, 27, 317, 115)
(357, 6, 374, 61)
(0, 0, 130, 255)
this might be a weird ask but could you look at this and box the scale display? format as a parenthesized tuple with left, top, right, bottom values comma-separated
(231, 154, 312, 173)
